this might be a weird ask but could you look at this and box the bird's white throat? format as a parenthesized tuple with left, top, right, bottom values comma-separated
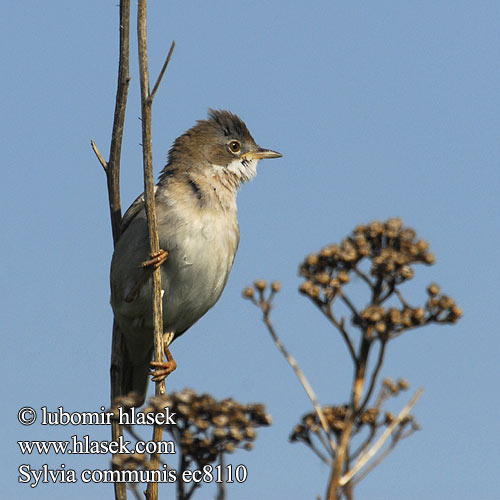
(213, 158, 258, 184)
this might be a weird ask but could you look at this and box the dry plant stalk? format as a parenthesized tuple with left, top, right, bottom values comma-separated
(91, 1, 131, 499)
(92, 1, 175, 498)
(136, 2, 175, 499)
(244, 218, 462, 500)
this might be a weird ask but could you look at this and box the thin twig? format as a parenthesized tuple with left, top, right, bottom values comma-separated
(150, 41, 176, 102)
(340, 388, 423, 486)
(90, 139, 107, 170)
(315, 428, 336, 458)
(321, 305, 357, 363)
(374, 384, 391, 411)
(129, 484, 142, 500)
(350, 426, 377, 460)
(261, 308, 337, 453)
(351, 424, 417, 486)
(308, 438, 333, 466)
(185, 482, 201, 500)
(358, 340, 387, 412)
(338, 291, 362, 323)
(351, 265, 373, 288)
(377, 279, 395, 304)
(395, 288, 411, 309)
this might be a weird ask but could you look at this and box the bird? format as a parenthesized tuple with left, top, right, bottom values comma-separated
(110, 109, 282, 405)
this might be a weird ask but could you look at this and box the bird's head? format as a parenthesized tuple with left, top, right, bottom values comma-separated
(160, 109, 281, 186)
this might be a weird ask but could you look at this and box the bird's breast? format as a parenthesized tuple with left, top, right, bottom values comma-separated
(158, 205, 240, 335)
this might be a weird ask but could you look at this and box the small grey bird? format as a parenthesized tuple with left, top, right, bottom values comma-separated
(110, 109, 281, 404)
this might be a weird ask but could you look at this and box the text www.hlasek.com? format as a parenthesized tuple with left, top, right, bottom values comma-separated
(18, 435, 174, 455)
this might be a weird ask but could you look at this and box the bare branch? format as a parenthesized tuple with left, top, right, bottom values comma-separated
(395, 288, 411, 309)
(340, 388, 423, 486)
(150, 40, 176, 103)
(338, 291, 362, 323)
(309, 438, 334, 466)
(351, 265, 372, 288)
(106, 0, 131, 246)
(93, 2, 131, 500)
(262, 308, 337, 454)
(321, 305, 357, 363)
(351, 424, 417, 486)
(90, 139, 108, 171)
(315, 427, 336, 458)
(359, 340, 387, 412)
(350, 426, 377, 460)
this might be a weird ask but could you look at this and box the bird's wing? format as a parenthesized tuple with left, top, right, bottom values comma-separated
(120, 186, 159, 234)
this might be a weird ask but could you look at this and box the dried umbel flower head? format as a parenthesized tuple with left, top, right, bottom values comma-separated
(290, 404, 382, 444)
(298, 218, 443, 305)
(254, 279, 267, 292)
(243, 279, 282, 310)
(297, 219, 462, 340)
(146, 389, 272, 469)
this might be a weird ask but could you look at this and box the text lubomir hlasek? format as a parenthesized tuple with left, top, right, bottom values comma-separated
(40, 406, 176, 426)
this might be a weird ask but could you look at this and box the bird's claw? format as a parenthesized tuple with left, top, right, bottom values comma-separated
(125, 249, 169, 303)
(140, 249, 168, 269)
(150, 359, 177, 382)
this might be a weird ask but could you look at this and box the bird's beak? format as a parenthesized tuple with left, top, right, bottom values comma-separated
(243, 147, 282, 160)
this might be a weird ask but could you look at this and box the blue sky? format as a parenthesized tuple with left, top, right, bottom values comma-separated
(2, 1, 499, 499)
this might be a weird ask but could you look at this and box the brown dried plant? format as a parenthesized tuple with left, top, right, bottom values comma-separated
(243, 218, 462, 500)
(111, 390, 272, 500)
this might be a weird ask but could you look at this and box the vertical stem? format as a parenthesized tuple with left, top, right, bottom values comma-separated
(217, 453, 226, 500)
(326, 336, 371, 499)
(177, 455, 186, 500)
(108, 2, 131, 500)
(107, 0, 130, 245)
(137, 1, 165, 499)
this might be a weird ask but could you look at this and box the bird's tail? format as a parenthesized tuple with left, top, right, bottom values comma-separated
(110, 322, 150, 407)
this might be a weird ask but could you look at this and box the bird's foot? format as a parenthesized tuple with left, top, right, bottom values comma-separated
(150, 338, 177, 382)
(140, 249, 168, 269)
(150, 359, 177, 382)
(125, 249, 169, 303)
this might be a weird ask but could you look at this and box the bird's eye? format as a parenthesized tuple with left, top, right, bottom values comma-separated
(228, 140, 241, 154)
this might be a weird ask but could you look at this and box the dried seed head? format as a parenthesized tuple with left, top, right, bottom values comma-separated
(427, 283, 440, 296)
(306, 253, 319, 267)
(400, 265, 414, 280)
(389, 308, 402, 324)
(337, 270, 350, 284)
(368, 220, 384, 237)
(242, 287, 254, 299)
(413, 307, 426, 322)
(439, 295, 454, 309)
(299, 281, 311, 295)
(397, 379, 410, 390)
(416, 239, 429, 252)
(384, 412, 395, 425)
(254, 280, 267, 291)
(271, 281, 281, 292)
(424, 252, 436, 264)
(316, 272, 331, 285)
